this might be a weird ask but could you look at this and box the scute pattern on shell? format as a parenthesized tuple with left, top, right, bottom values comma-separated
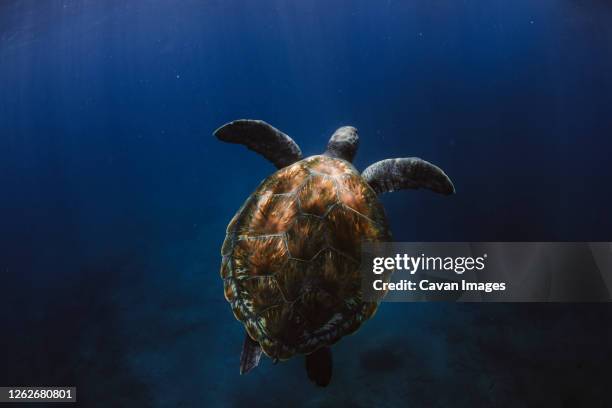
(221, 155, 391, 360)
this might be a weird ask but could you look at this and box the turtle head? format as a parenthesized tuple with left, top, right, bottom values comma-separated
(324, 126, 359, 163)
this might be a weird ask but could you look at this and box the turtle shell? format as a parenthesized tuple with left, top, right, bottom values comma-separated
(221, 155, 391, 360)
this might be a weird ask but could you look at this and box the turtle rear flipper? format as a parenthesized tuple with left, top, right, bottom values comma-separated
(305, 347, 333, 387)
(240, 332, 262, 375)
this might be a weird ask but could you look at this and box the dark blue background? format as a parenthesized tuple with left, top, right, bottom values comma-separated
(1, 1, 611, 406)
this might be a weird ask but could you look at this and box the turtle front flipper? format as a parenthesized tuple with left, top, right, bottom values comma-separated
(362, 158, 455, 195)
(215, 119, 303, 169)
(305, 347, 333, 387)
(240, 332, 263, 375)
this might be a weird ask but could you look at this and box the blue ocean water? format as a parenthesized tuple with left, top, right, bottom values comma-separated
(1, 1, 612, 406)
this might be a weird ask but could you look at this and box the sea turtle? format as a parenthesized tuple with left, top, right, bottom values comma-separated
(216, 119, 454, 386)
